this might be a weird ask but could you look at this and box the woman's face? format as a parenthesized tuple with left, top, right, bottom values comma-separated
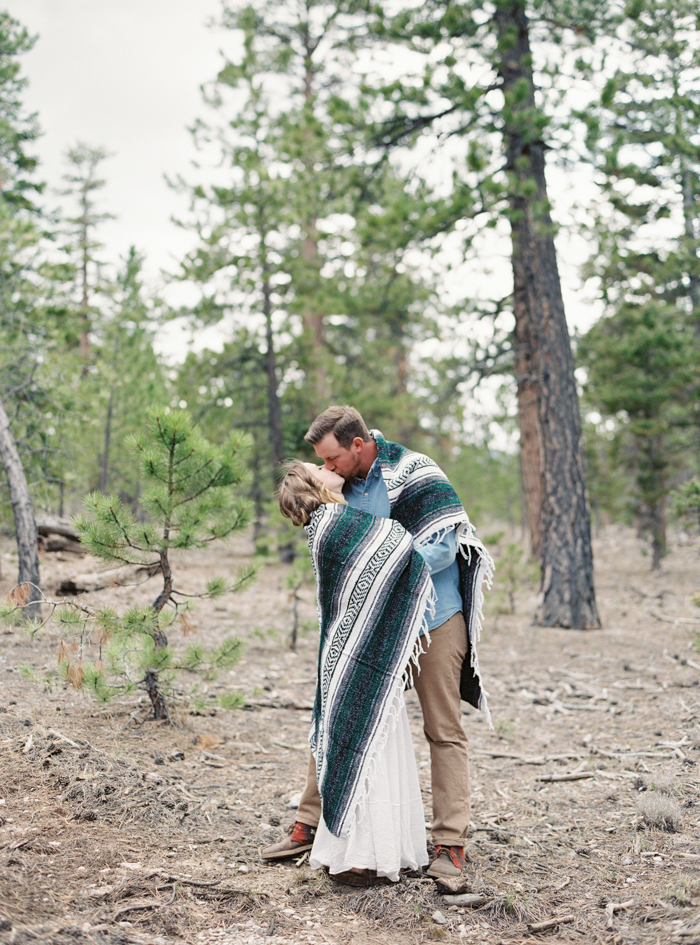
(304, 462, 344, 494)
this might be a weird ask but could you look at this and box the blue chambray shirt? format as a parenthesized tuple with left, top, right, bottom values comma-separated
(343, 458, 462, 632)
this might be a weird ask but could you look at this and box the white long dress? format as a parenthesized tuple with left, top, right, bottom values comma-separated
(309, 692, 428, 882)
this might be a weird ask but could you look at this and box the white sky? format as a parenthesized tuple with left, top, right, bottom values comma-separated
(5, 0, 602, 375)
(5, 0, 234, 303)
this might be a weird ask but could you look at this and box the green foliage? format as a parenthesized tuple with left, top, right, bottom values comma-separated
(172, 0, 442, 526)
(76, 408, 252, 567)
(0, 11, 41, 210)
(34, 407, 257, 722)
(205, 577, 228, 598)
(672, 478, 700, 526)
(211, 637, 244, 671)
(578, 0, 700, 564)
(81, 664, 112, 704)
(0, 126, 168, 522)
(217, 691, 246, 710)
(579, 301, 697, 566)
(286, 538, 315, 650)
(581, 415, 632, 530)
(431, 437, 522, 531)
(486, 533, 540, 614)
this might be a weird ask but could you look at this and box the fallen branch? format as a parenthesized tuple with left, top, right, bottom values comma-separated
(651, 611, 699, 625)
(36, 517, 82, 542)
(528, 915, 576, 933)
(535, 772, 595, 783)
(113, 890, 175, 920)
(597, 769, 646, 780)
(46, 728, 83, 749)
(473, 750, 585, 765)
(442, 893, 491, 907)
(591, 746, 677, 759)
(156, 876, 222, 888)
(38, 535, 86, 555)
(605, 899, 634, 928)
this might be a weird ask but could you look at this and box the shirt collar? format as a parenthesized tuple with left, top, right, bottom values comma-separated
(353, 458, 381, 486)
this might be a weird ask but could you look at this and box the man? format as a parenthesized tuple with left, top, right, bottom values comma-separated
(262, 406, 493, 879)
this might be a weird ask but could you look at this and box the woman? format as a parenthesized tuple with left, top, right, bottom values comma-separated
(277, 460, 432, 886)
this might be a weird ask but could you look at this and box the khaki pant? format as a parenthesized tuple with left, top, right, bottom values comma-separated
(296, 611, 470, 847)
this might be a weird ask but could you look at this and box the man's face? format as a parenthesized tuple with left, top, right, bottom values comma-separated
(313, 433, 363, 481)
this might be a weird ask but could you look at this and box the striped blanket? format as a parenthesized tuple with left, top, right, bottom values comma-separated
(372, 431, 494, 717)
(305, 502, 433, 839)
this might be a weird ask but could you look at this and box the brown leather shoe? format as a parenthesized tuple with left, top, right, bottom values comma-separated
(260, 821, 316, 860)
(426, 845, 467, 879)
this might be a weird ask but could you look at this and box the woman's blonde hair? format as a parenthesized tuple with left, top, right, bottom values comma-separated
(277, 460, 345, 526)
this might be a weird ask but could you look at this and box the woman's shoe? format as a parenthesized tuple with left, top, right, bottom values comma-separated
(331, 868, 393, 888)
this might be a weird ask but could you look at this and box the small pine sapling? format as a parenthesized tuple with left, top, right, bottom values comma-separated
(284, 528, 314, 651)
(484, 532, 539, 615)
(67, 407, 255, 720)
(672, 477, 700, 536)
(672, 478, 700, 652)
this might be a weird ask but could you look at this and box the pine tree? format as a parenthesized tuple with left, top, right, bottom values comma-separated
(0, 11, 45, 619)
(74, 408, 253, 720)
(582, 0, 700, 325)
(579, 0, 700, 560)
(94, 248, 168, 501)
(58, 143, 115, 365)
(579, 301, 696, 568)
(363, 0, 613, 627)
(173, 0, 435, 494)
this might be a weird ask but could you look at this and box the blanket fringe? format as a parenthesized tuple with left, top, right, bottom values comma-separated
(403, 582, 434, 690)
(457, 523, 495, 729)
(347, 580, 434, 838)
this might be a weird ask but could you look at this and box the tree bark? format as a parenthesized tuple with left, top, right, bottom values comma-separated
(496, 1, 600, 628)
(514, 310, 544, 559)
(144, 549, 171, 720)
(0, 401, 42, 621)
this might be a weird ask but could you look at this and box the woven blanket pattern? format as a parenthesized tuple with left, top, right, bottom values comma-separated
(372, 431, 494, 717)
(305, 502, 432, 838)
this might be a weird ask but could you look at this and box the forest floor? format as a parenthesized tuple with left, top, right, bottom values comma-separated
(1, 524, 699, 945)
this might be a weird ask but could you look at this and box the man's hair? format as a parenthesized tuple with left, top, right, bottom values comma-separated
(304, 405, 371, 448)
(277, 460, 344, 527)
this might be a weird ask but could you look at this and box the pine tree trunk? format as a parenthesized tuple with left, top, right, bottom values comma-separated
(79, 192, 92, 365)
(514, 315, 544, 559)
(146, 549, 172, 720)
(300, 51, 330, 413)
(99, 385, 115, 493)
(262, 264, 283, 470)
(496, 2, 600, 629)
(642, 434, 667, 571)
(0, 401, 41, 621)
(649, 498, 666, 571)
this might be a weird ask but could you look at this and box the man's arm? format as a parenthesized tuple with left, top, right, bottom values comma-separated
(414, 528, 457, 574)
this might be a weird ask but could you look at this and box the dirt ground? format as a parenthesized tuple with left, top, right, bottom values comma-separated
(1, 524, 699, 945)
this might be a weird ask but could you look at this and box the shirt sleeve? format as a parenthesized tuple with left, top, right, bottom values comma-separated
(414, 528, 457, 575)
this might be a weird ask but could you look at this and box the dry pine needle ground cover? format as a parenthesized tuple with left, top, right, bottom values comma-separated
(0, 524, 699, 945)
